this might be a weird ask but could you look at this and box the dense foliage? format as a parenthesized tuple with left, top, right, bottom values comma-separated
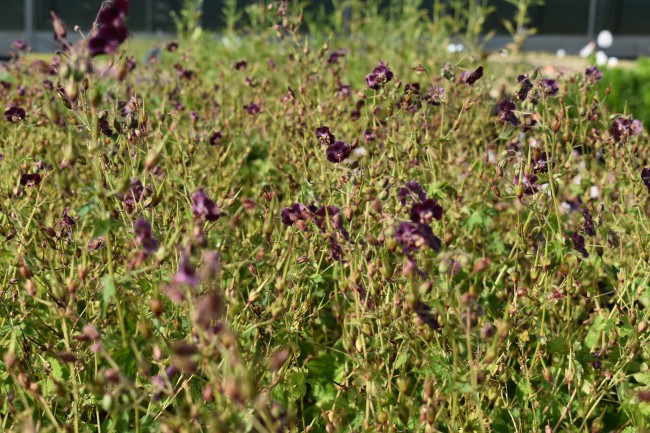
(0, 1, 649, 432)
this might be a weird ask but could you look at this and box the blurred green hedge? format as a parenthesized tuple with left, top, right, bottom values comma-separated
(602, 58, 650, 128)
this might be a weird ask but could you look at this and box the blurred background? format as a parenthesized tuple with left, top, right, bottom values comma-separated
(0, 0, 649, 57)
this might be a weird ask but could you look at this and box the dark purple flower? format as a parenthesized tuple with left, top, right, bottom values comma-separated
(610, 117, 641, 143)
(244, 103, 261, 115)
(98, 117, 112, 137)
(409, 199, 444, 225)
(282, 86, 295, 104)
(364, 129, 375, 142)
(314, 206, 349, 240)
(61, 208, 75, 227)
(336, 84, 351, 99)
(12, 40, 27, 51)
(516, 75, 533, 101)
(585, 66, 602, 84)
(20, 172, 42, 187)
(174, 252, 199, 287)
(191, 190, 223, 222)
(166, 41, 178, 52)
(121, 179, 150, 210)
(315, 126, 335, 145)
(328, 236, 345, 261)
(581, 208, 595, 237)
(365, 61, 393, 90)
(1, 81, 11, 91)
(209, 131, 222, 145)
(4, 106, 26, 123)
(404, 82, 420, 94)
(532, 151, 552, 173)
(641, 168, 650, 194)
(174, 64, 195, 80)
(351, 285, 374, 310)
(540, 78, 559, 96)
(326, 141, 351, 163)
(398, 181, 427, 205)
(281, 203, 312, 227)
(235, 59, 247, 70)
(327, 49, 346, 64)
(513, 172, 539, 196)
(88, 0, 130, 57)
(134, 217, 158, 255)
(463, 66, 483, 85)
(572, 232, 589, 258)
(497, 98, 519, 127)
(365, 74, 379, 90)
(394, 221, 441, 254)
(425, 86, 445, 105)
(413, 301, 441, 330)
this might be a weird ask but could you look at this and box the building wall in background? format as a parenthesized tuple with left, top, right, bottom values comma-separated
(0, 0, 649, 55)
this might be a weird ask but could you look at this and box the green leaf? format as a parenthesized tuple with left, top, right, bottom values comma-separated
(47, 357, 63, 381)
(306, 353, 337, 380)
(286, 368, 307, 400)
(633, 371, 650, 386)
(394, 352, 409, 370)
(101, 275, 116, 306)
(77, 202, 94, 218)
(548, 336, 570, 355)
(463, 208, 494, 233)
(93, 219, 113, 237)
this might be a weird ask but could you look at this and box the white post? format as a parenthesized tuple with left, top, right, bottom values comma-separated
(24, 0, 34, 46)
(587, 0, 597, 41)
(146, 0, 153, 31)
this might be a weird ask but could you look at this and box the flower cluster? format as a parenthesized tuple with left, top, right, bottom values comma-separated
(191, 190, 223, 222)
(585, 66, 602, 84)
(572, 232, 589, 258)
(134, 217, 159, 255)
(394, 181, 443, 272)
(365, 61, 394, 90)
(497, 98, 519, 126)
(326, 141, 351, 163)
(581, 208, 596, 237)
(4, 106, 26, 123)
(315, 126, 335, 145)
(610, 117, 643, 143)
(642, 168, 650, 194)
(88, 0, 130, 57)
(281, 203, 348, 261)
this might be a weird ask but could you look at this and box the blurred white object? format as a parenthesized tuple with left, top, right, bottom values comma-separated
(579, 41, 596, 58)
(447, 43, 457, 53)
(590, 186, 599, 199)
(597, 30, 613, 48)
(455, 44, 465, 52)
(556, 49, 566, 58)
(596, 51, 608, 66)
(607, 56, 619, 67)
(350, 147, 367, 161)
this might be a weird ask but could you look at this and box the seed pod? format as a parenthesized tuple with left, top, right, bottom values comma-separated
(102, 394, 114, 412)
(444, 231, 453, 247)
(91, 86, 102, 108)
(117, 60, 128, 82)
